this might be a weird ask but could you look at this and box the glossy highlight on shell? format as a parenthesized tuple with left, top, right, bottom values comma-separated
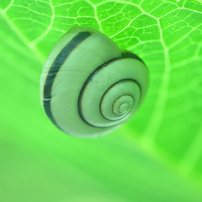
(40, 26, 149, 138)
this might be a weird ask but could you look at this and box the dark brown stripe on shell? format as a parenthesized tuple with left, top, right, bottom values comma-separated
(43, 31, 91, 129)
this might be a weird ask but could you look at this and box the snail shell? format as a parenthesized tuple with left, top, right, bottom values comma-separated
(40, 27, 149, 138)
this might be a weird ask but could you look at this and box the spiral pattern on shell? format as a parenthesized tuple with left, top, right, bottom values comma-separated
(40, 27, 149, 138)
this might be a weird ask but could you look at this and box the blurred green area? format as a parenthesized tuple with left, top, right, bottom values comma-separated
(1, 0, 202, 201)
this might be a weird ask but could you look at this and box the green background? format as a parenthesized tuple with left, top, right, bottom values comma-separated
(0, 0, 202, 201)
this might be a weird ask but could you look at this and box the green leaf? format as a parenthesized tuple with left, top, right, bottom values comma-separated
(0, 0, 202, 201)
